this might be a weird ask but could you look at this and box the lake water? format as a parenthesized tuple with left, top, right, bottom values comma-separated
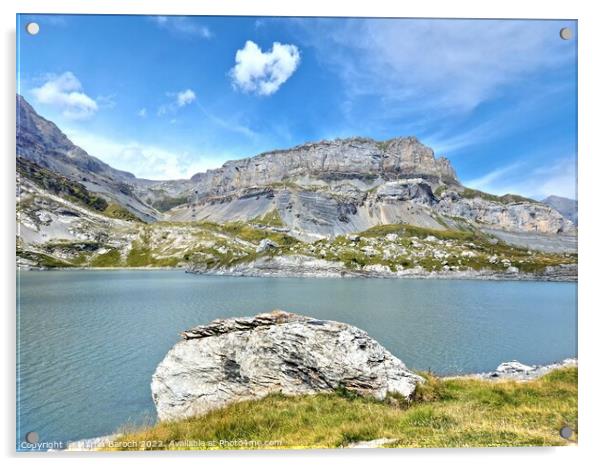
(16, 270, 577, 446)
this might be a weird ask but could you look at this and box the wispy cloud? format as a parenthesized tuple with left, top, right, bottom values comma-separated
(423, 120, 502, 155)
(465, 162, 525, 191)
(297, 19, 574, 118)
(422, 80, 575, 156)
(465, 157, 577, 200)
(31, 72, 98, 120)
(64, 128, 223, 180)
(199, 106, 258, 139)
(230, 40, 301, 96)
(151, 16, 212, 39)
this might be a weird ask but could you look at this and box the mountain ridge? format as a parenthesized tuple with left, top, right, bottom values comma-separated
(16, 94, 577, 264)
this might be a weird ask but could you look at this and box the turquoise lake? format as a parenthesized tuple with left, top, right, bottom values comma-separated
(16, 270, 577, 446)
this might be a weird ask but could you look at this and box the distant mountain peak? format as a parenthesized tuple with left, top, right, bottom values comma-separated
(542, 195, 578, 226)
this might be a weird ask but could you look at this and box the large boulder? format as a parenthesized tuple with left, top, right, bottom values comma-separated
(151, 310, 423, 421)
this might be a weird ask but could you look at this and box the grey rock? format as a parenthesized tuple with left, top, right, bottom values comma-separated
(494, 360, 536, 375)
(255, 238, 278, 253)
(151, 310, 423, 421)
(437, 192, 575, 237)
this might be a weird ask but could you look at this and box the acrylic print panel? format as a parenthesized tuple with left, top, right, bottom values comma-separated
(16, 14, 578, 451)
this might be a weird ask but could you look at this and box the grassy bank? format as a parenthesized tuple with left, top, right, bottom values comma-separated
(107, 367, 577, 450)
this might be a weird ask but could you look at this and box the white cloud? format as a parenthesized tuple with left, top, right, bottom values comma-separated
(465, 157, 577, 200)
(158, 89, 196, 116)
(64, 128, 222, 180)
(137, 108, 147, 118)
(230, 40, 301, 96)
(151, 16, 212, 39)
(31, 72, 98, 120)
(176, 89, 196, 107)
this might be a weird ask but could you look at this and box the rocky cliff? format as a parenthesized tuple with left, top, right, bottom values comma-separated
(151, 311, 423, 421)
(169, 136, 575, 243)
(189, 136, 459, 197)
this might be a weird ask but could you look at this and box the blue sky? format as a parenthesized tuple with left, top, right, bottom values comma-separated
(17, 15, 577, 199)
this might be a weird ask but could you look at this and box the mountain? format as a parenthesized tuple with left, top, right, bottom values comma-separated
(16, 95, 577, 275)
(18, 95, 169, 222)
(165, 137, 575, 245)
(542, 195, 578, 226)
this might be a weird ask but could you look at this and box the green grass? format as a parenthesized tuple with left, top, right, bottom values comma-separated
(152, 196, 189, 213)
(18, 157, 108, 212)
(103, 203, 143, 222)
(251, 209, 285, 227)
(108, 367, 577, 450)
(434, 185, 447, 197)
(18, 158, 147, 223)
(461, 188, 539, 205)
(126, 243, 152, 266)
(201, 221, 298, 247)
(89, 249, 122, 267)
(19, 217, 576, 274)
(362, 223, 475, 242)
(352, 223, 576, 273)
(16, 249, 74, 268)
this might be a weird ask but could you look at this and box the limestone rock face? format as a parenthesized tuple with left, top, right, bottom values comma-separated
(151, 310, 423, 421)
(438, 192, 574, 235)
(190, 136, 459, 197)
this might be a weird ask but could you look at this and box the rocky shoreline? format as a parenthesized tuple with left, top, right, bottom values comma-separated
(17, 256, 578, 282)
(187, 255, 577, 282)
(445, 358, 578, 382)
